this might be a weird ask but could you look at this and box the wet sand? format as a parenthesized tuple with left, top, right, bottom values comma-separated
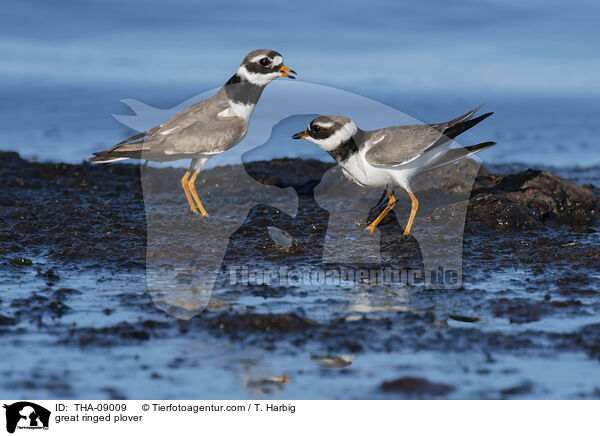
(1, 151, 599, 399)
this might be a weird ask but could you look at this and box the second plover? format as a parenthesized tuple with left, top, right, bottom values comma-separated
(91, 49, 296, 216)
(292, 105, 495, 235)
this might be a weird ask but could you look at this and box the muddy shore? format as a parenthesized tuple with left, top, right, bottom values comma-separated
(1, 151, 599, 399)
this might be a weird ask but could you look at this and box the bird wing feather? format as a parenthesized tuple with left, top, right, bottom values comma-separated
(112, 92, 247, 156)
(154, 114, 247, 155)
(364, 125, 447, 167)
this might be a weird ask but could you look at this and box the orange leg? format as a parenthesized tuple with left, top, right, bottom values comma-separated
(365, 190, 396, 233)
(180, 166, 199, 214)
(403, 191, 419, 235)
(188, 167, 209, 217)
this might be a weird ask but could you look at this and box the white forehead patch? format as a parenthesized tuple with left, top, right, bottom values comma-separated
(306, 121, 358, 152)
(248, 54, 282, 66)
(248, 54, 266, 63)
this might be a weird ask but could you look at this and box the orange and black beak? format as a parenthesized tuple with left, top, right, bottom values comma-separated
(278, 65, 297, 79)
(292, 130, 307, 139)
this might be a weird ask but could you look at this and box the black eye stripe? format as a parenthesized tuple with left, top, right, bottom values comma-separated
(245, 62, 277, 74)
(310, 124, 331, 139)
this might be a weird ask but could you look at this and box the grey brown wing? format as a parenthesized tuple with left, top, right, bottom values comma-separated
(154, 93, 228, 135)
(150, 114, 247, 156)
(141, 92, 247, 156)
(95, 95, 229, 154)
(91, 92, 248, 161)
(365, 125, 447, 167)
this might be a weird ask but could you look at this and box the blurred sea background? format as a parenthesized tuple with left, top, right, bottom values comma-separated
(1, 0, 599, 173)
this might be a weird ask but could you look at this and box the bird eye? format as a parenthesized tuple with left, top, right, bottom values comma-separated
(259, 58, 270, 66)
(312, 125, 321, 133)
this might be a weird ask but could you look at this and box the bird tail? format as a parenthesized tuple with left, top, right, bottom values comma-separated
(442, 112, 493, 141)
(89, 128, 156, 163)
(447, 103, 485, 126)
(424, 141, 497, 172)
(423, 107, 493, 154)
(89, 150, 143, 163)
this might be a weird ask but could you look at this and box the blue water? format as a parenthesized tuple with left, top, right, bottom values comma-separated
(1, 0, 599, 169)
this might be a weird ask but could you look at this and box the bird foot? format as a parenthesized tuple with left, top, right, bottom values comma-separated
(190, 206, 209, 217)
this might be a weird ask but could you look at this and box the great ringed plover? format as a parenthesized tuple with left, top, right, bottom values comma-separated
(91, 49, 296, 216)
(292, 105, 495, 235)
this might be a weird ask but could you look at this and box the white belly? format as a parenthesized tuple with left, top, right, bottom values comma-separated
(340, 143, 451, 192)
(341, 152, 390, 188)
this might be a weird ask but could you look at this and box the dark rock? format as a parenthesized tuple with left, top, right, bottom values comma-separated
(490, 298, 546, 324)
(40, 268, 60, 283)
(1, 152, 596, 271)
(9, 257, 33, 266)
(244, 158, 334, 192)
(381, 377, 455, 397)
(467, 169, 599, 230)
(500, 381, 534, 398)
(0, 191, 16, 207)
(449, 314, 480, 323)
(0, 314, 17, 326)
(208, 312, 318, 333)
(551, 300, 582, 308)
(53, 288, 82, 301)
(575, 324, 600, 359)
(102, 387, 127, 400)
(48, 301, 71, 317)
(557, 274, 589, 285)
(0, 151, 26, 167)
(168, 357, 185, 368)
(63, 322, 158, 346)
(141, 319, 170, 329)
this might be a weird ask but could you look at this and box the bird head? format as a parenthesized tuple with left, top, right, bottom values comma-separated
(292, 115, 357, 151)
(237, 49, 296, 86)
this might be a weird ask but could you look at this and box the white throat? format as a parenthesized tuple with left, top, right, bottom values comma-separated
(306, 121, 358, 152)
(237, 65, 280, 87)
